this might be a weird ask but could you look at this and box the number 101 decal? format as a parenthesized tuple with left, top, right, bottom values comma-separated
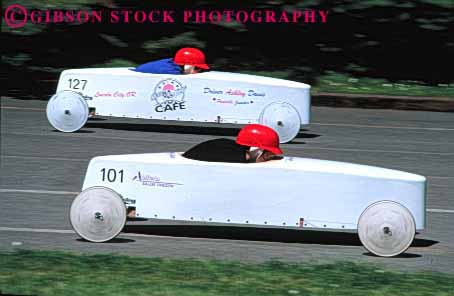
(101, 168, 124, 183)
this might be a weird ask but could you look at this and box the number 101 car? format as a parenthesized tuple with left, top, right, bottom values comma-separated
(70, 151, 426, 257)
(46, 68, 310, 143)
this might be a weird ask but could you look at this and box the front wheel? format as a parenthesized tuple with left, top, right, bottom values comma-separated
(259, 102, 301, 143)
(46, 90, 89, 132)
(358, 201, 416, 257)
(70, 186, 126, 242)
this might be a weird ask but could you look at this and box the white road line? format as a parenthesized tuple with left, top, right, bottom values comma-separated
(0, 227, 157, 239)
(6, 131, 201, 144)
(1, 188, 454, 214)
(0, 227, 74, 234)
(2, 106, 453, 131)
(4, 143, 453, 157)
(0, 106, 45, 111)
(311, 122, 454, 131)
(426, 209, 454, 214)
(0, 227, 220, 240)
(8, 131, 454, 149)
(2, 155, 87, 162)
(0, 189, 79, 195)
(0, 206, 453, 238)
(289, 146, 454, 156)
(0, 227, 192, 240)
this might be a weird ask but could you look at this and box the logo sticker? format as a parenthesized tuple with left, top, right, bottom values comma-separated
(132, 171, 183, 188)
(151, 79, 187, 112)
(94, 91, 136, 98)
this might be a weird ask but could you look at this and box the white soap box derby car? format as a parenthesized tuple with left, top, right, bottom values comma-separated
(46, 68, 310, 143)
(70, 152, 426, 257)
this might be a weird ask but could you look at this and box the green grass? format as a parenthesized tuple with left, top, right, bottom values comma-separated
(1, 250, 453, 296)
(242, 70, 454, 97)
(312, 72, 454, 97)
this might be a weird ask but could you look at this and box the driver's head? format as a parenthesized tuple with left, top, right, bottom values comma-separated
(236, 124, 283, 162)
(247, 148, 281, 163)
(174, 47, 209, 74)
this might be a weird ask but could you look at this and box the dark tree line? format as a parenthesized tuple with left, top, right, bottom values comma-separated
(2, 0, 453, 99)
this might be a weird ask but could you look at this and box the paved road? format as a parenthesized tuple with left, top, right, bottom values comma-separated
(1, 98, 453, 273)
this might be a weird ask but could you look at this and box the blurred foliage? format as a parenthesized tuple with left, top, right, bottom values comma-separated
(312, 72, 454, 96)
(2, 0, 453, 98)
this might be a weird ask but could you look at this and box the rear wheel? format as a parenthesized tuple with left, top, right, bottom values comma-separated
(259, 102, 301, 143)
(358, 201, 416, 257)
(46, 90, 89, 132)
(70, 186, 126, 242)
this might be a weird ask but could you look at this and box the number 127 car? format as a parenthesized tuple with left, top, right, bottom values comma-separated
(46, 68, 311, 143)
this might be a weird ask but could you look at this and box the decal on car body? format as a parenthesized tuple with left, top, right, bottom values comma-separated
(132, 171, 183, 188)
(151, 79, 187, 112)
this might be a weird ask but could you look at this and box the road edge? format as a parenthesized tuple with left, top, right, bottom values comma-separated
(312, 92, 454, 112)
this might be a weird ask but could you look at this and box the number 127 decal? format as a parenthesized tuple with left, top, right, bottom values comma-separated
(68, 78, 88, 90)
(101, 168, 124, 183)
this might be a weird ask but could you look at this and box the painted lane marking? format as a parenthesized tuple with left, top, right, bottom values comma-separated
(6, 130, 454, 151)
(311, 122, 454, 131)
(4, 142, 453, 157)
(2, 106, 453, 131)
(0, 189, 79, 195)
(288, 146, 454, 156)
(6, 132, 202, 144)
(426, 209, 454, 214)
(0, 227, 74, 234)
(2, 155, 87, 162)
(0, 227, 206, 240)
(0, 227, 161, 240)
(1, 106, 45, 111)
(1, 188, 454, 214)
(0, 227, 251, 242)
(6, 130, 454, 155)
(0, 206, 453, 239)
(302, 138, 454, 146)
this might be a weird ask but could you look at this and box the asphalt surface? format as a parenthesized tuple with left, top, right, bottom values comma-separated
(1, 98, 453, 273)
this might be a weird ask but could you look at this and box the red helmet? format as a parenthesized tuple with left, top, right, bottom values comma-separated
(236, 124, 283, 155)
(174, 47, 209, 70)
